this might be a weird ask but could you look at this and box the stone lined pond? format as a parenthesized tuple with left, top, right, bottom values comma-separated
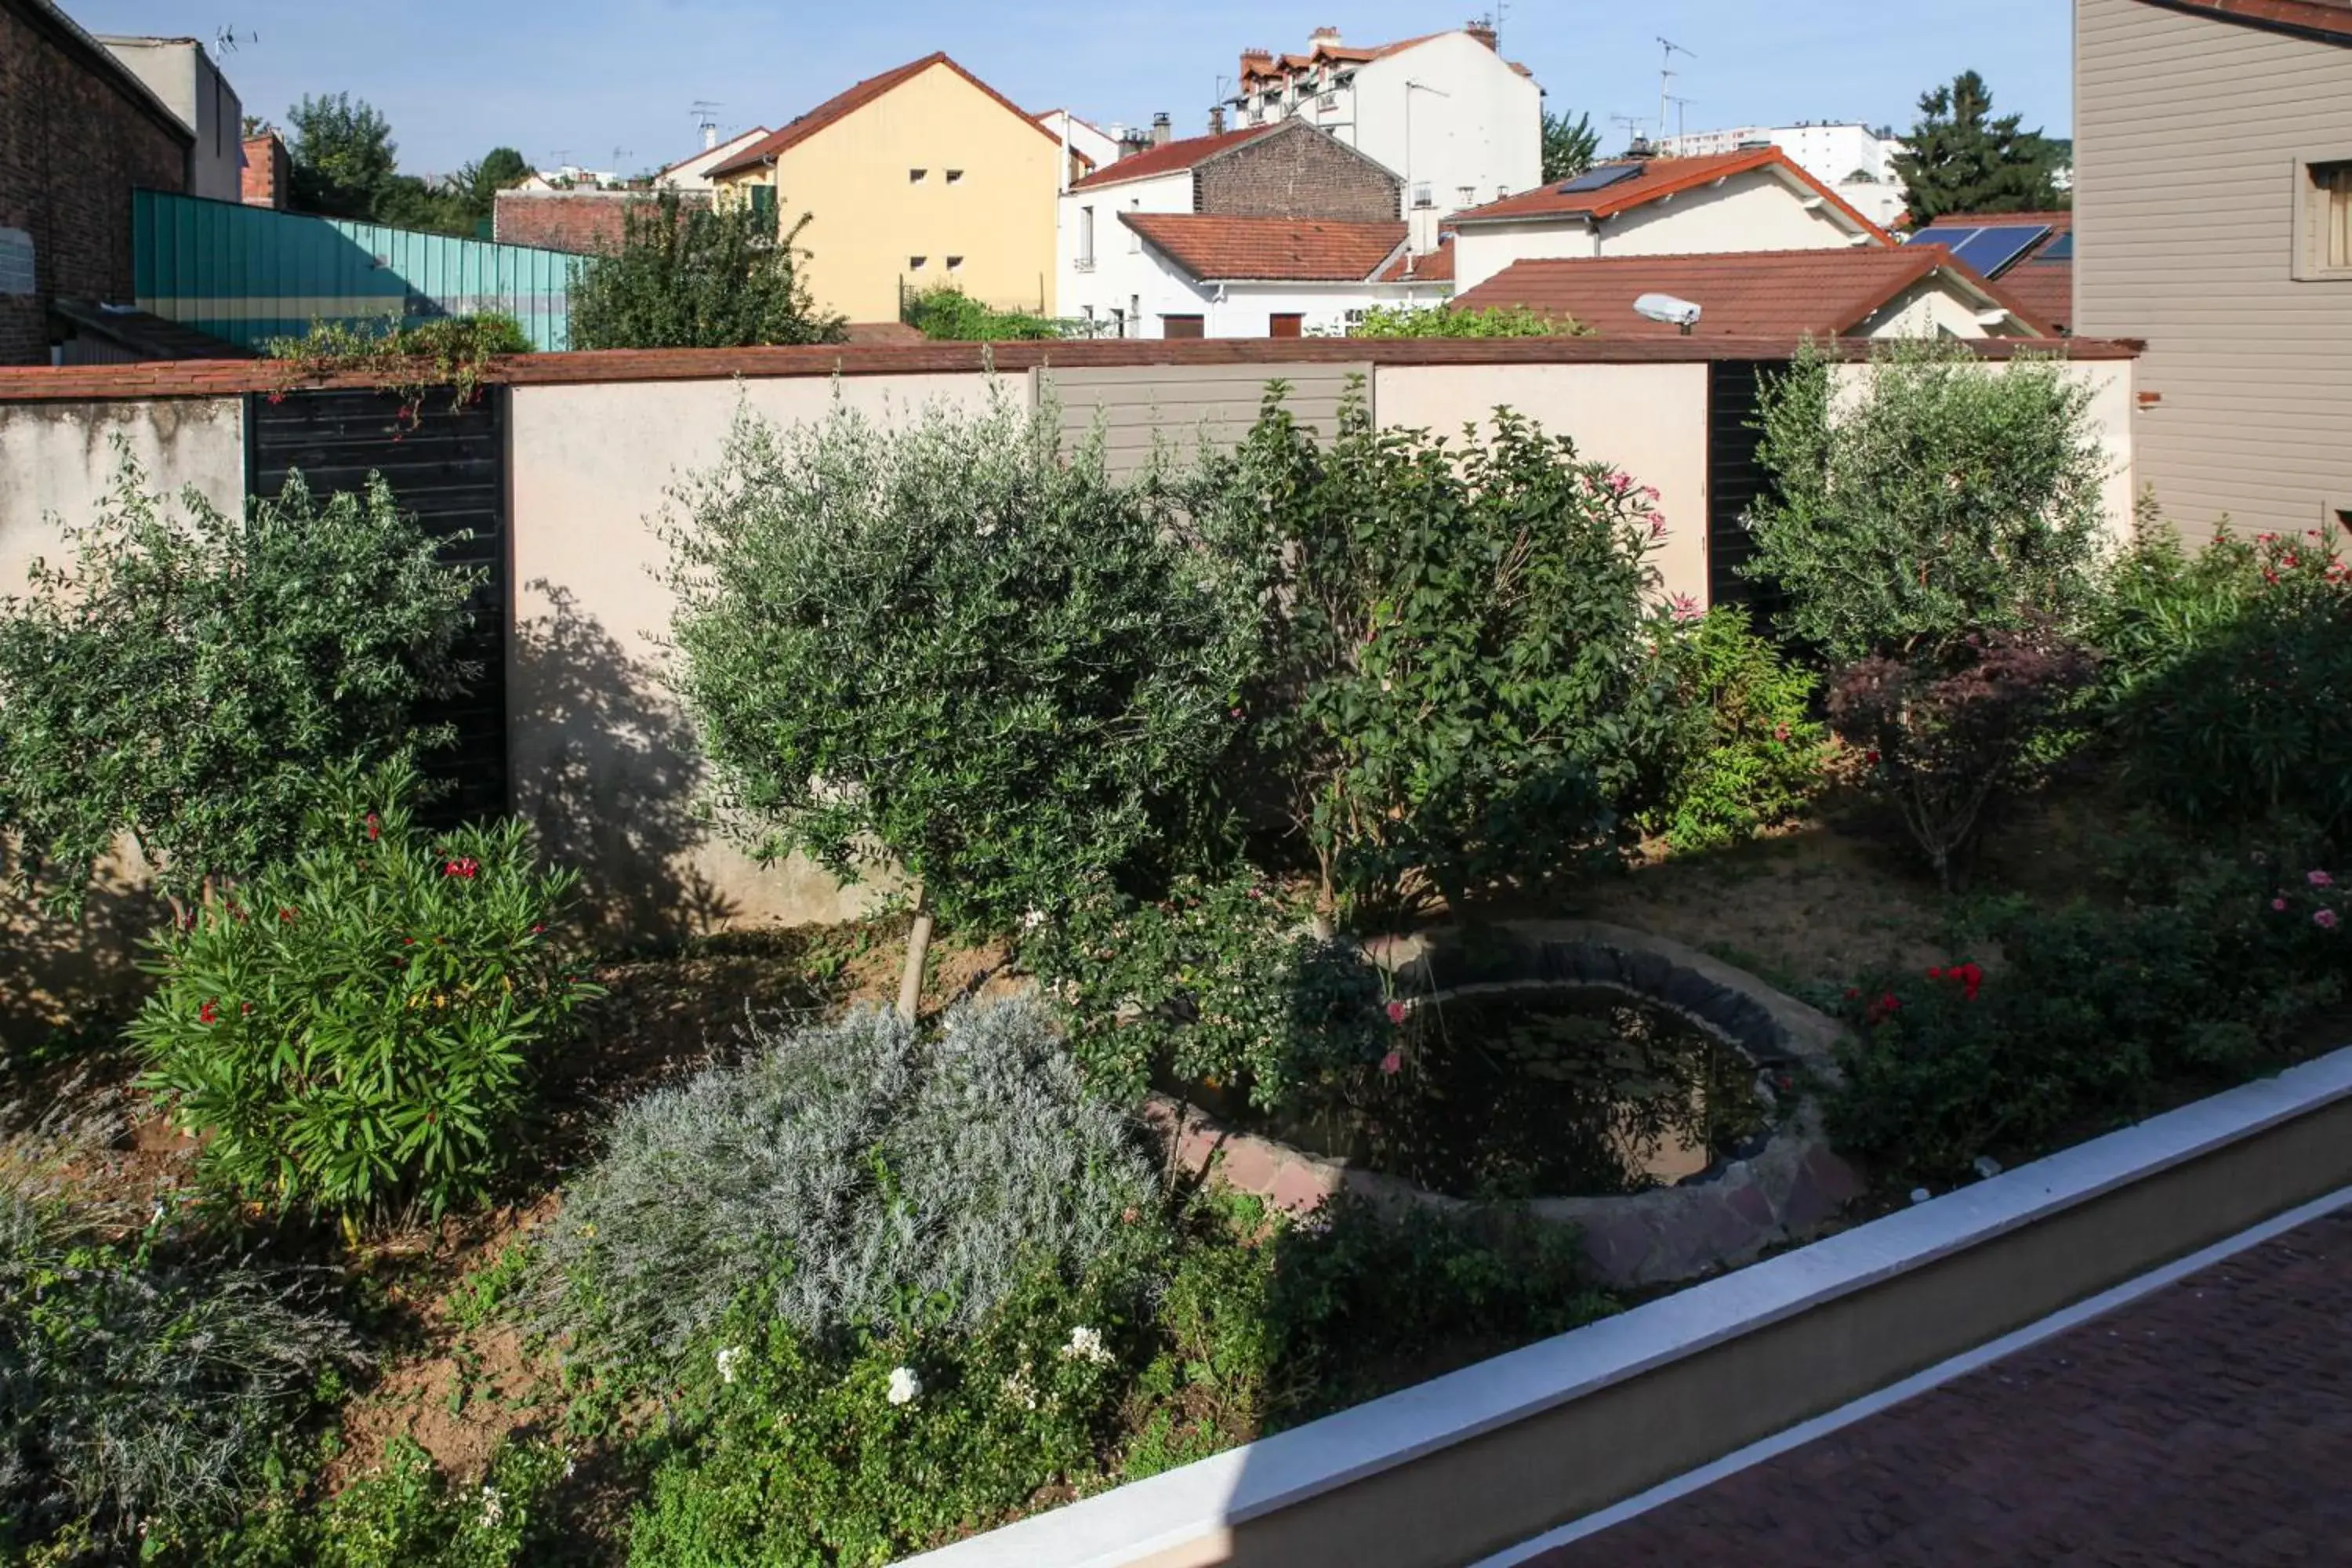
(1191, 984, 1770, 1202)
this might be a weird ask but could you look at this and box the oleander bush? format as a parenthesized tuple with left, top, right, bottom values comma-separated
(537, 997, 1157, 1373)
(129, 761, 597, 1222)
(1647, 607, 1830, 852)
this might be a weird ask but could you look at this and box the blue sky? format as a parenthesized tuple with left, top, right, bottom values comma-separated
(66, 0, 2074, 179)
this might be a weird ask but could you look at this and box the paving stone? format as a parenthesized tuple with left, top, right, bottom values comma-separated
(1526, 1208, 2352, 1567)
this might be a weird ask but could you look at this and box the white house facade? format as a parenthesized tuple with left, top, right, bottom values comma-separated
(1223, 26, 1541, 240)
(1657, 122, 1908, 228)
(1449, 148, 1893, 293)
(1036, 110, 1122, 184)
(654, 127, 772, 193)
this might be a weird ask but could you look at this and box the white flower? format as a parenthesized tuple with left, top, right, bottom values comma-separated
(478, 1485, 504, 1529)
(715, 1345, 746, 1385)
(887, 1365, 921, 1406)
(1062, 1325, 1112, 1366)
(1002, 1365, 1039, 1410)
(1022, 908, 1047, 931)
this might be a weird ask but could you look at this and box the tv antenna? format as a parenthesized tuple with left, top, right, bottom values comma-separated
(1656, 37, 1695, 142)
(1608, 113, 1650, 155)
(212, 25, 253, 53)
(1665, 95, 1699, 142)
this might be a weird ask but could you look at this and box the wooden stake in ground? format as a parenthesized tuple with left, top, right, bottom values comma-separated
(896, 884, 934, 1024)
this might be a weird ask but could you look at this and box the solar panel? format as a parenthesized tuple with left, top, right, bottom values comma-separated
(1556, 162, 1646, 195)
(1947, 223, 2052, 278)
(2039, 231, 2074, 262)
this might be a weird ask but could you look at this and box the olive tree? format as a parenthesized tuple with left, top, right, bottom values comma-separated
(1744, 338, 2110, 662)
(662, 388, 1260, 1016)
(0, 451, 477, 913)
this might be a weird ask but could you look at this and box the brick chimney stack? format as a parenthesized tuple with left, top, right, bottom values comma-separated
(241, 130, 290, 209)
(1310, 25, 1341, 44)
(1151, 111, 1172, 147)
(1208, 104, 1226, 135)
(1466, 19, 1498, 50)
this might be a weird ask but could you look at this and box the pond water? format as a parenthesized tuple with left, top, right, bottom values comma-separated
(1196, 985, 1768, 1201)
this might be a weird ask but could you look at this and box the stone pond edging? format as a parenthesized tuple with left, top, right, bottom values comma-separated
(1142, 920, 1864, 1289)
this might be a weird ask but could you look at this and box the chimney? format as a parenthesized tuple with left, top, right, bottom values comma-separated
(702, 122, 720, 151)
(1116, 122, 1151, 160)
(1208, 105, 1226, 135)
(241, 130, 290, 209)
(1151, 111, 1173, 147)
(1309, 25, 1341, 44)
(1466, 19, 1498, 50)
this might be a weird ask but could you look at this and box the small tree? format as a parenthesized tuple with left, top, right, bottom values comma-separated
(0, 452, 477, 913)
(570, 192, 847, 350)
(663, 389, 1260, 1015)
(284, 92, 399, 220)
(1744, 339, 2109, 662)
(1199, 392, 1687, 926)
(1541, 110, 1602, 183)
(1894, 71, 2069, 224)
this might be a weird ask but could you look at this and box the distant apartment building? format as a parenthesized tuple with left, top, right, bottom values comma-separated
(1221, 24, 1541, 245)
(1, 0, 192, 364)
(1657, 122, 1907, 228)
(495, 130, 757, 254)
(709, 52, 1062, 322)
(96, 34, 245, 203)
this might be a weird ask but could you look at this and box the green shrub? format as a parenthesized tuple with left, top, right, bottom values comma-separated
(1022, 869, 1391, 1111)
(664, 387, 1261, 999)
(1829, 838, 2348, 1180)
(0, 454, 477, 913)
(1197, 391, 1688, 924)
(568, 191, 847, 350)
(623, 1262, 1142, 1568)
(537, 997, 1157, 1375)
(901, 283, 1075, 341)
(1649, 607, 1828, 852)
(263, 314, 532, 429)
(2095, 521, 2352, 836)
(1, 1106, 363, 1553)
(1828, 621, 2097, 890)
(202, 1435, 571, 1568)
(1342, 303, 1588, 339)
(1744, 338, 2111, 662)
(129, 762, 596, 1221)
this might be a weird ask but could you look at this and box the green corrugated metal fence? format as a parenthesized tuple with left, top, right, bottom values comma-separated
(132, 191, 576, 351)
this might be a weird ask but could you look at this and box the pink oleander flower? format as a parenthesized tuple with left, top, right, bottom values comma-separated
(2318, 909, 2341, 931)
(1379, 1050, 1403, 1076)
(1385, 1000, 1407, 1025)
(2274, 898, 2291, 912)
(1668, 592, 1703, 622)
(2309, 870, 2335, 888)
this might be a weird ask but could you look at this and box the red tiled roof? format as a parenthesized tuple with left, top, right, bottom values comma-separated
(2134, 0, 2352, 42)
(1905, 209, 2072, 329)
(1453, 247, 2049, 337)
(710, 53, 1056, 178)
(1122, 213, 1408, 281)
(1374, 239, 1454, 283)
(1068, 123, 1279, 191)
(1450, 149, 1894, 245)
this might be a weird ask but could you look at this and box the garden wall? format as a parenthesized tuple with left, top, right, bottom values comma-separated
(0, 338, 2143, 953)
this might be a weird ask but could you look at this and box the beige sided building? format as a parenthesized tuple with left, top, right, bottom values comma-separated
(2074, 0, 2352, 536)
(708, 52, 1062, 324)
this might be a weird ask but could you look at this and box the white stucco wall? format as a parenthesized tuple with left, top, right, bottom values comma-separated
(1345, 34, 1542, 217)
(505, 373, 1003, 931)
(1371, 361, 1714, 608)
(1454, 221, 1599, 292)
(1599, 172, 1871, 257)
(0, 397, 245, 599)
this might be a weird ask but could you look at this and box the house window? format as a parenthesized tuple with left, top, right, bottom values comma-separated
(946, 169, 965, 184)
(1079, 205, 1095, 267)
(909, 256, 927, 270)
(909, 168, 928, 183)
(748, 183, 777, 226)
(1163, 314, 1205, 339)
(1269, 313, 1304, 339)
(2295, 156, 2352, 279)
(1412, 181, 1433, 209)
(946, 255, 964, 272)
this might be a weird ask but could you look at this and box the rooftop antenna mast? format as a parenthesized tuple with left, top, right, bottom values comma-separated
(690, 100, 723, 151)
(1608, 113, 1649, 155)
(1666, 94, 1698, 142)
(1656, 37, 1694, 143)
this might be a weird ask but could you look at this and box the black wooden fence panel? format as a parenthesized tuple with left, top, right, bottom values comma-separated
(245, 387, 507, 822)
(1705, 359, 1788, 619)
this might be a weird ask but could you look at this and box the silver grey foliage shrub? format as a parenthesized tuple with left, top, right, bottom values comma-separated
(540, 996, 1156, 1370)
(0, 1087, 365, 1543)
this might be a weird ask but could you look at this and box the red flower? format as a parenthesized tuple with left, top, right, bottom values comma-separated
(531, 923, 546, 934)
(1865, 750, 1882, 765)
(1957, 962, 1983, 1001)
(198, 1000, 219, 1025)
(1379, 1049, 1403, 1076)
(366, 812, 380, 842)
(1384, 1000, 1407, 1025)
(444, 857, 481, 880)
(1844, 987, 1860, 1000)
(240, 1001, 254, 1016)
(279, 907, 297, 922)
(1928, 967, 1944, 979)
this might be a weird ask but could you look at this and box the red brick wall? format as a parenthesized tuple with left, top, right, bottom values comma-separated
(0, 0, 191, 365)
(241, 132, 289, 209)
(494, 191, 708, 256)
(1193, 129, 1400, 223)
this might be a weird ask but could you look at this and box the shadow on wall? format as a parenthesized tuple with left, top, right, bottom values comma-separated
(510, 581, 739, 948)
(0, 870, 161, 1054)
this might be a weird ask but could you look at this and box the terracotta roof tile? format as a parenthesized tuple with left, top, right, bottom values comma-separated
(1122, 213, 1407, 281)
(1451, 148, 1893, 245)
(1374, 240, 1454, 283)
(2133, 0, 2352, 42)
(1453, 247, 2049, 337)
(1068, 124, 1280, 191)
(710, 53, 1055, 178)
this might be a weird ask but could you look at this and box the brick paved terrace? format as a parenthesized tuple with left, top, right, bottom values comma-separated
(1525, 1207, 2352, 1567)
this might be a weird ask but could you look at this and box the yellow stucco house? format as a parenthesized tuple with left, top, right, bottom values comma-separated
(709, 53, 1062, 324)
